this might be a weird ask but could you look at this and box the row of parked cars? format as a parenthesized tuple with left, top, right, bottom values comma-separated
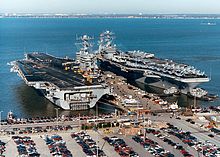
(71, 131, 106, 157)
(3, 113, 114, 125)
(42, 134, 72, 157)
(132, 134, 173, 157)
(12, 136, 40, 157)
(0, 140, 6, 157)
(164, 123, 220, 157)
(103, 136, 139, 157)
(185, 118, 216, 137)
(210, 128, 220, 135)
(145, 128, 193, 157)
(5, 125, 73, 135)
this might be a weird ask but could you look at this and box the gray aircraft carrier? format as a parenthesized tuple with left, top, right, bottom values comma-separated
(11, 35, 110, 110)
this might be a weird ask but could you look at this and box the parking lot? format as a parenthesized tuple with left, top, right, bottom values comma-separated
(1, 125, 220, 157)
(1, 129, 142, 157)
(150, 113, 220, 147)
(1, 111, 220, 157)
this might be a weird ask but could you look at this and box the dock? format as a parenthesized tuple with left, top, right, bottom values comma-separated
(102, 71, 169, 112)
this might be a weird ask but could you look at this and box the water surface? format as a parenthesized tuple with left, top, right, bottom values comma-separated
(0, 18, 220, 118)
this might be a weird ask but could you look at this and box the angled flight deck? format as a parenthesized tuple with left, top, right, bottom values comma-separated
(12, 35, 110, 110)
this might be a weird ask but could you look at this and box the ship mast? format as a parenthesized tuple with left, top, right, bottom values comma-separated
(98, 30, 116, 54)
(75, 34, 100, 82)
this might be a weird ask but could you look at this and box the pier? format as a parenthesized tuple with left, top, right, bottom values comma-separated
(102, 71, 173, 112)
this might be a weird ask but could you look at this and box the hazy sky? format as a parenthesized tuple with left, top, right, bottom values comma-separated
(1, 0, 220, 14)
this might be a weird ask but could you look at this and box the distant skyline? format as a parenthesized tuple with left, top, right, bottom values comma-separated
(1, 0, 220, 14)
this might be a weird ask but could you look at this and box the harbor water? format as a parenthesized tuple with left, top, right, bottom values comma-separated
(0, 18, 220, 118)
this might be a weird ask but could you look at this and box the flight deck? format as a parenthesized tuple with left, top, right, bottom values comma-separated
(12, 51, 110, 110)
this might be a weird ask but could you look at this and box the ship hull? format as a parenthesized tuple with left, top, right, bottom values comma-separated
(12, 53, 110, 110)
(98, 59, 202, 94)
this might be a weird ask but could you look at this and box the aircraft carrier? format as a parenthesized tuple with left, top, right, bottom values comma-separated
(11, 35, 110, 110)
(97, 31, 210, 96)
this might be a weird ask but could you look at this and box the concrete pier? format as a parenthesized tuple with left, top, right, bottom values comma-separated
(103, 71, 164, 112)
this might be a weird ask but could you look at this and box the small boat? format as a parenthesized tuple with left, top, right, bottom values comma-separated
(189, 88, 208, 98)
(169, 102, 179, 110)
(191, 107, 202, 112)
(7, 111, 15, 123)
(163, 87, 180, 96)
(188, 88, 218, 101)
(200, 22, 217, 26)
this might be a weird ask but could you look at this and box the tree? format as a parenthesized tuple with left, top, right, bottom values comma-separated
(98, 123, 102, 128)
(106, 122, 111, 128)
(116, 122, 119, 127)
(111, 123, 115, 127)
(81, 124, 86, 130)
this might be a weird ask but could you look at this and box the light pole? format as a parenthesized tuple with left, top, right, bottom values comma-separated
(201, 146, 203, 157)
(96, 104, 99, 157)
(143, 114, 146, 140)
(55, 108, 59, 128)
(96, 104, 98, 119)
(0, 111, 3, 132)
(96, 140, 99, 157)
(79, 113, 81, 130)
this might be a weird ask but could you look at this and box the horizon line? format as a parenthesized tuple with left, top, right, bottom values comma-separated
(2, 13, 220, 15)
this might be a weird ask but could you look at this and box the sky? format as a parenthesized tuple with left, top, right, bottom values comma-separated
(0, 0, 220, 14)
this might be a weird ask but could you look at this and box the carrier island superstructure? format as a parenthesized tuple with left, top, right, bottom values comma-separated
(11, 35, 110, 110)
(97, 31, 210, 96)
